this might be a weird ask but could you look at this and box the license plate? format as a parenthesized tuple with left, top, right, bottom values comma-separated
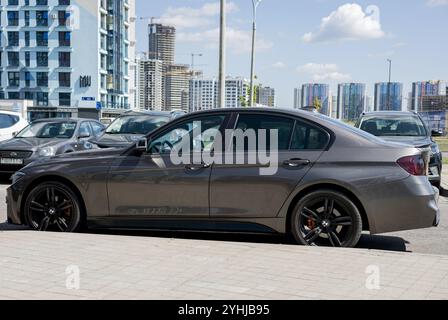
(0, 158, 23, 165)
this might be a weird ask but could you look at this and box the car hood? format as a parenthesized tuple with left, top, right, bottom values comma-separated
(0, 137, 66, 151)
(378, 136, 432, 148)
(94, 133, 144, 148)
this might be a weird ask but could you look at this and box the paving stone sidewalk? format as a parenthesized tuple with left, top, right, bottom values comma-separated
(0, 231, 447, 300)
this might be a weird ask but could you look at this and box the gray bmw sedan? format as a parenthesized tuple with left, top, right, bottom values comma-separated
(6, 108, 440, 248)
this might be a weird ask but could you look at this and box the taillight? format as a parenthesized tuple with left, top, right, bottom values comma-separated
(397, 155, 426, 176)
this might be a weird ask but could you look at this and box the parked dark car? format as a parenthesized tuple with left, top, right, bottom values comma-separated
(7, 109, 439, 248)
(356, 112, 443, 188)
(0, 118, 105, 175)
(94, 110, 186, 148)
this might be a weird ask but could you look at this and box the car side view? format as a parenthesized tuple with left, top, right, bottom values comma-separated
(6, 109, 440, 248)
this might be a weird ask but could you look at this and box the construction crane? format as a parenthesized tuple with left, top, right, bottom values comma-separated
(139, 16, 161, 25)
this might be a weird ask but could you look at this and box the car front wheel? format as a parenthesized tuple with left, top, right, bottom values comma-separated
(24, 182, 82, 232)
(291, 190, 363, 248)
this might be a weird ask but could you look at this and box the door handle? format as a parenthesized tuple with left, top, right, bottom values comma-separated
(283, 159, 310, 167)
(185, 163, 211, 171)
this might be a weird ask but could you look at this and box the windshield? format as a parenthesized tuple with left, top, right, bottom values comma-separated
(359, 116, 427, 137)
(106, 115, 170, 135)
(16, 122, 77, 139)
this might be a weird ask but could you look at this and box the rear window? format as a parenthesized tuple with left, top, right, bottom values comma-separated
(359, 116, 427, 137)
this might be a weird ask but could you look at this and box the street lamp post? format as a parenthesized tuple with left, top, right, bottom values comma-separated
(218, 0, 226, 108)
(249, 0, 262, 107)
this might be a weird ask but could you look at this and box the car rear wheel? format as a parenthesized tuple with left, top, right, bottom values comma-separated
(291, 190, 363, 248)
(24, 182, 81, 232)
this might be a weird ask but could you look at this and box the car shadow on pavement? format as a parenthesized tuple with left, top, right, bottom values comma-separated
(89, 229, 410, 253)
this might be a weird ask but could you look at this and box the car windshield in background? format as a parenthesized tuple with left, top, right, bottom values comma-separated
(106, 115, 170, 135)
(16, 122, 77, 139)
(360, 117, 427, 137)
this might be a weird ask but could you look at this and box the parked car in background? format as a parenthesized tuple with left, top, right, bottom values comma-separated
(94, 110, 186, 148)
(0, 118, 105, 175)
(0, 110, 29, 142)
(7, 108, 439, 248)
(356, 111, 442, 188)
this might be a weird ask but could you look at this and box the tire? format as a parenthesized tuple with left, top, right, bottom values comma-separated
(24, 181, 82, 232)
(291, 190, 363, 248)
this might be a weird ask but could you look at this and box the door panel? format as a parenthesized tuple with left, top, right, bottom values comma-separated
(108, 153, 211, 217)
(210, 150, 323, 218)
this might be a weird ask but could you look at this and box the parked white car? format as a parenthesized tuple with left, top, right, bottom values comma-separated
(0, 111, 29, 142)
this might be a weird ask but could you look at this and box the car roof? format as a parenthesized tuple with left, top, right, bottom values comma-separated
(122, 110, 185, 118)
(361, 111, 419, 117)
(31, 118, 101, 124)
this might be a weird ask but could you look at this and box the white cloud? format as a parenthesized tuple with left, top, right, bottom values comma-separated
(427, 0, 448, 6)
(297, 63, 351, 81)
(303, 3, 385, 43)
(160, 2, 238, 29)
(178, 28, 273, 54)
(272, 61, 286, 68)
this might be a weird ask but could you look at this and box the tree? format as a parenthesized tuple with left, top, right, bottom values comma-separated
(313, 97, 322, 111)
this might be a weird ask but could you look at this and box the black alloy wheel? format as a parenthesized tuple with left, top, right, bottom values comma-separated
(24, 182, 82, 232)
(291, 190, 363, 248)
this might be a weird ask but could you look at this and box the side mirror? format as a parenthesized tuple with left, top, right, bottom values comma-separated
(136, 138, 148, 152)
(78, 132, 91, 139)
(431, 130, 443, 137)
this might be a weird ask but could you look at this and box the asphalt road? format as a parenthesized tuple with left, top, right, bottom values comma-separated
(1, 179, 447, 256)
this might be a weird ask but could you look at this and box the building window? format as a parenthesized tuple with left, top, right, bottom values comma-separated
(59, 72, 71, 87)
(8, 92, 20, 100)
(7, 52, 19, 67)
(25, 31, 30, 47)
(25, 51, 30, 67)
(58, 52, 71, 67)
(59, 32, 71, 47)
(8, 0, 20, 6)
(8, 72, 20, 87)
(24, 11, 30, 26)
(36, 0, 48, 5)
(36, 52, 48, 67)
(8, 32, 19, 47)
(36, 72, 48, 87)
(7, 11, 19, 27)
(36, 11, 49, 27)
(59, 93, 71, 106)
(59, 0, 70, 5)
(58, 11, 70, 26)
(36, 92, 49, 106)
(25, 72, 32, 87)
(24, 92, 34, 100)
(36, 32, 48, 46)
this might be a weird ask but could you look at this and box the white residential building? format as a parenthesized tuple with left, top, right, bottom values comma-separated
(189, 77, 249, 112)
(136, 56, 162, 111)
(0, 0, 136, 120)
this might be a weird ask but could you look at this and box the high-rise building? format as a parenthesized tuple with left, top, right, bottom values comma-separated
(189, 77, 249, 112)
(330, 95, 338, 119)
(337, 83, 366, 121)
(0, 0, 136, 119)
(374, 82, 403, 111)
(136, 56, 163, 111)
(164, 64, 191, 112)
(410, 81, 444, 112)
(148, 23, 175, 65)
(301, 84, 330, 116)
(256, 85, 275, 107)
(366, 95, 374, 112)
(293, 88, 301, 109)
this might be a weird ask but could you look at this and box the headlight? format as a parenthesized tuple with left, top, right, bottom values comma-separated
(431, 143, 440, 155)
(12, 172, 26, 185)
(38, 146, 56, 157)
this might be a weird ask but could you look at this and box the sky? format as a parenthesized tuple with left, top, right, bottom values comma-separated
(136, 0, 448, 107)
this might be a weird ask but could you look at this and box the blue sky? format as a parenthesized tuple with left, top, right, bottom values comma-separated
(136, 0, 448, 107)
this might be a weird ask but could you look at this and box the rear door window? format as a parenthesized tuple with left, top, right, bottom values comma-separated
(291, 121, 330, 150)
